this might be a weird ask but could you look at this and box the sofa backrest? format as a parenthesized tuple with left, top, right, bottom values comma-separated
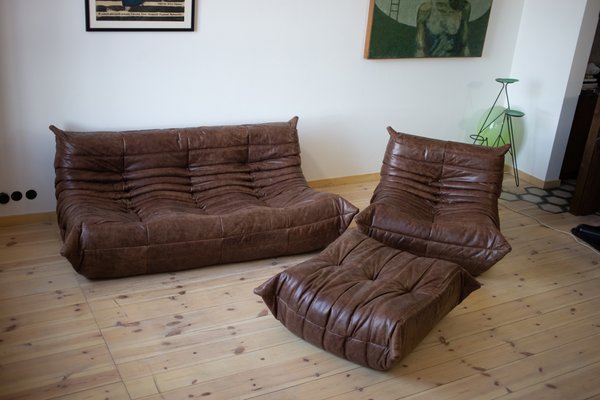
(51, 117, 306, 206)
(375, 127, 510, 224)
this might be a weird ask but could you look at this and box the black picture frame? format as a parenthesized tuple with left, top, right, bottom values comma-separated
(85, 0, 195, 32)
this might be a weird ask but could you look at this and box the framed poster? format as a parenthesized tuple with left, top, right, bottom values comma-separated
(364, 0, 492, 59)
(85, 0, 195, 31)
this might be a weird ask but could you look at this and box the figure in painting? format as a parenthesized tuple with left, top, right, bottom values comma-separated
(122, 0, 144, 6)
(415, 0, 472, 57)
(122, 0, 144, 10)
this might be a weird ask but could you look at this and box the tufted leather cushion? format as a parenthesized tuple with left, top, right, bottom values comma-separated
(52, 117, 358, 278)
(254, 229, 480, 370)
(355, 128, 511, 276)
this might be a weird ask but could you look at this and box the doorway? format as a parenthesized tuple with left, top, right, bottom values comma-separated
(559, 13, 600, 215)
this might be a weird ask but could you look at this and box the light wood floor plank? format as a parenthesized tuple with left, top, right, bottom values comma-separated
(104, 313, 283, 364)
(0, 270, 81, 300)
(0, 346, 121, 400)
(490, 361, 600, 400)
(54, 382, 131, 400)
(0, 330, 106, 365)
(137, 350, 357, 400)
(0, 239, 63, 266)
(115, 324, 300, 381)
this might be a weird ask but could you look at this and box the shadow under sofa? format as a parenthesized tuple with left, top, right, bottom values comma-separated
(51, 117, 358, 279)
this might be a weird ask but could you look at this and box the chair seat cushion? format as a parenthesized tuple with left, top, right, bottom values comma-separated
(355, 200, 512, 276)
(254, 229, 480, 370)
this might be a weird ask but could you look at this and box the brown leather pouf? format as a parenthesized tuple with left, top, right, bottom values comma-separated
(254, 229, 480, 371)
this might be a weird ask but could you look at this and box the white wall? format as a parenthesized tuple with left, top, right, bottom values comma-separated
(509, 0, 600, 182)
(1, 0, 525, 216)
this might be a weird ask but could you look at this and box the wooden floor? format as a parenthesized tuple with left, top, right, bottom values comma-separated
(1, 175, 599, 400)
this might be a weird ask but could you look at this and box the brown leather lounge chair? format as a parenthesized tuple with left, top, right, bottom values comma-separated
(255, 128, 511, 370)
(356, 127, 511, 277)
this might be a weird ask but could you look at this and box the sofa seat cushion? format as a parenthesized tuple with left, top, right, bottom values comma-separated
(254, 229, 480, 370)
(355, 128, 511, 276)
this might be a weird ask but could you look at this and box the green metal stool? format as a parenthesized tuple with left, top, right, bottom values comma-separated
(470, 78, 524, 186)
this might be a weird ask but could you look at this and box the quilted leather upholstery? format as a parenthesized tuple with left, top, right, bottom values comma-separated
(52, 117, 358, 278)
(254, 229, 480, 370)
(356, 128, 511, 276)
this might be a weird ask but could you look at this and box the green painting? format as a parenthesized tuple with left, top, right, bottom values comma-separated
(365, 0, 493, 59)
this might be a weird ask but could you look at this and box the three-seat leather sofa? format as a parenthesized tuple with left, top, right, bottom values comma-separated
(51, 117, 358, 278)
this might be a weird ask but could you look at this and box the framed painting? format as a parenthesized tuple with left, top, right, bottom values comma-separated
(364, 0, 493, 59)
(85, 0, 195, 31)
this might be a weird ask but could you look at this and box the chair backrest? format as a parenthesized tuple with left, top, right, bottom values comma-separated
(374, 127, 510, 225)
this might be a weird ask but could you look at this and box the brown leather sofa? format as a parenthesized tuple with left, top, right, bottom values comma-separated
(51, 117, 358, 278)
